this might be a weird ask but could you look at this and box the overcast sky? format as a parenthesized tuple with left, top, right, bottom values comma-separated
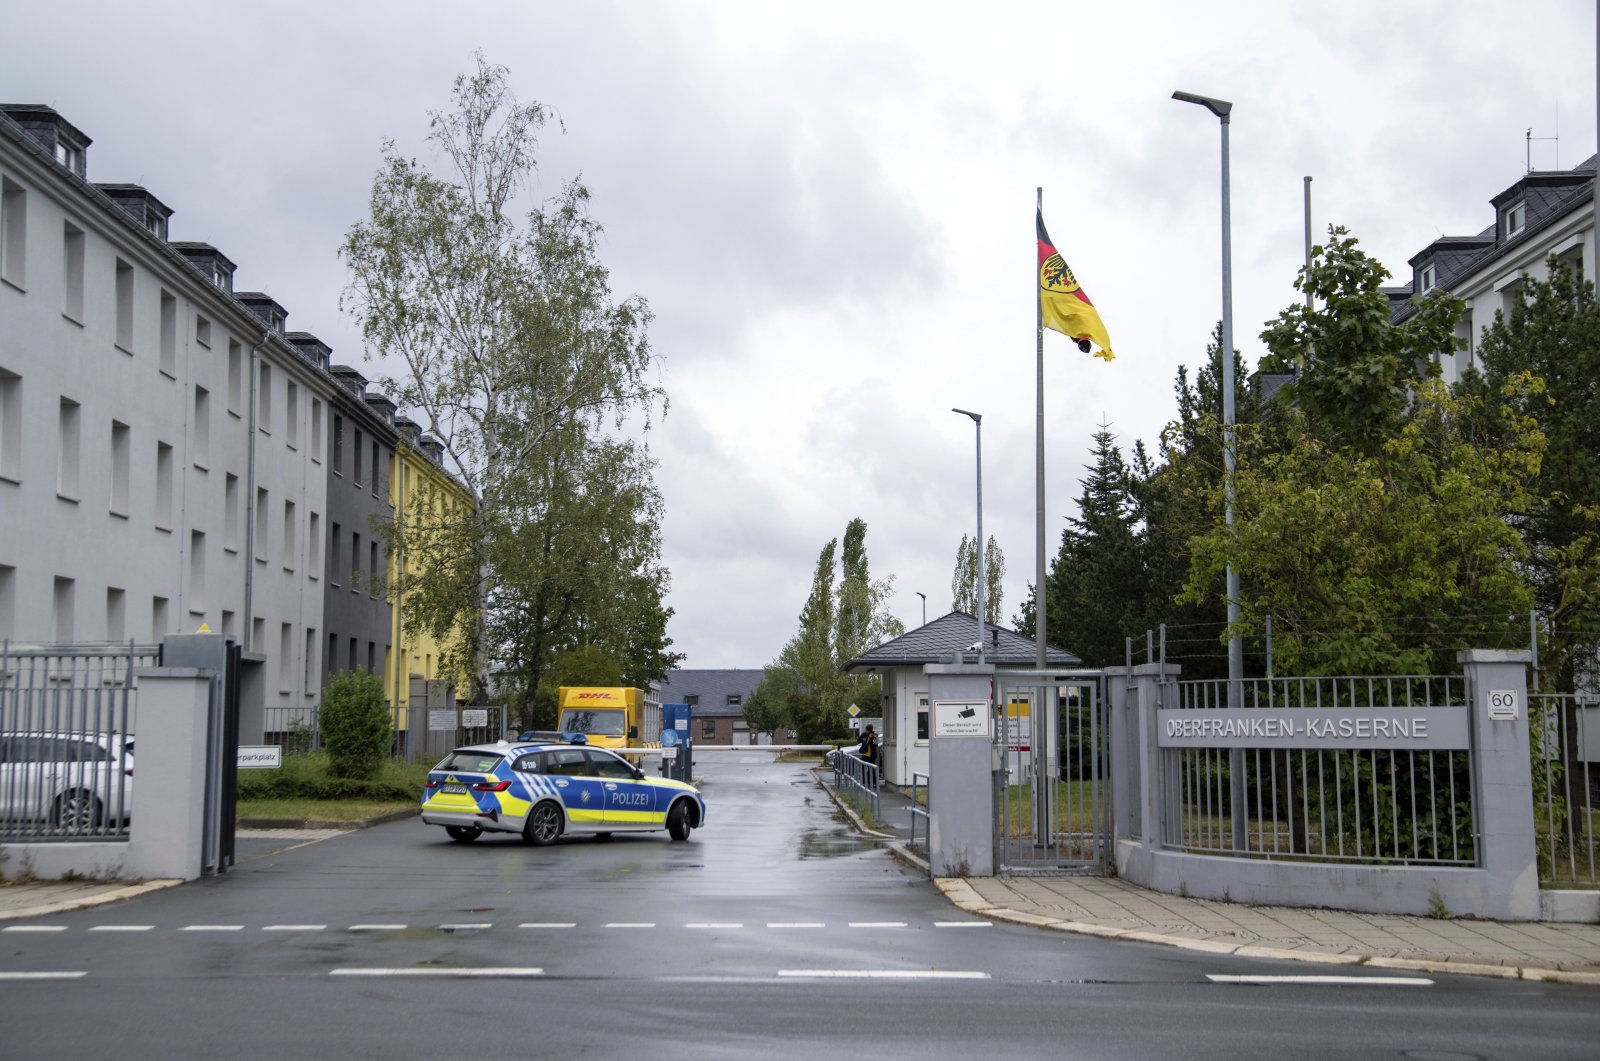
(7, 1, 1595, 667)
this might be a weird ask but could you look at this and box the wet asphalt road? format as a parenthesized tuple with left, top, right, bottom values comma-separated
(2, 756, 1598, 1060)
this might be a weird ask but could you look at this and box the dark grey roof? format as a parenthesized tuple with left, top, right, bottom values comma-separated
(653, 668, 767, 718)
(844, 611, 1080, 671)
(1392, 156, 1597, 324)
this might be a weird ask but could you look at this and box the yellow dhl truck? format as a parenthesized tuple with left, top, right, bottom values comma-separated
(556, 687, 662, 751)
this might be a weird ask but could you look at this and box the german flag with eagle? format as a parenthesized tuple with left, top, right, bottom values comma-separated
(1037, 210, 1114, 361)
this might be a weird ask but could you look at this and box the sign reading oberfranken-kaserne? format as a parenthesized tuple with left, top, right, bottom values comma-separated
(1156, 707, 1471, 750)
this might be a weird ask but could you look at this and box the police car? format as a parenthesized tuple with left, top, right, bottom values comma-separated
(419, 738, 705, 845)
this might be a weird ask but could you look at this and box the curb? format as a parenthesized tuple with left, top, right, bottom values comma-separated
(237, 808, 418, 830)
(0, 878, 183, 921)
(813, 773, 897, 841)
(932, 879, 1600, 986)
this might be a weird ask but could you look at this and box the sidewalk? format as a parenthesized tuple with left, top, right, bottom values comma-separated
(819, 769, 1600, 986)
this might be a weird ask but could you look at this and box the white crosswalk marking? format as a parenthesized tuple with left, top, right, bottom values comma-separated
(88, 925, 153, 932)
(0, 971, 86, 980)
(263, 925, 327, 932)
(604, 922, 656, 928)
(779, 969, 989, 980)
(934, 921, 992, 928)
(2, 925, 66, 933)
(685, 923, 744, 929)
(180, 925, 243, 932)
(767, 922, 826, 929)
(1207, 975, 1434, 986)
(518, 922, 576, 929)
(330, 967, 543, 978)
(348, 924, 407, 931)
(847, 922, 907, 928)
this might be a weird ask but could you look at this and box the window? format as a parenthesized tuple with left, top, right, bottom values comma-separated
(283, 499, 296, 570)
(153, 596, 170, 639)
(369, 540, 380, 596)
(371, 441, 381, 494)
(53, 140, 83, 174)
(62, 222, 84, 321)
(192, 387, 210, 469)
(195, 315, 211, 348)
(115, 259, 133, 352)
(155, 442, 173, 530)
(144, 210, 167, 241)
(257, 362, 272, 433)
(916, 694, 930, 743)
(251, 616, 264, 650)
(280, 623, 293, 692)
(106, 587, 125, 642)
(367, 641, 376, 674)
(308, 512, 321, 576)
(1418, 263, 1436, 292)
(189, 531, 206, 616)
(1, 177, 24, 289)
(684, 694, 699, 707)
(158, 290, 176, 376)
(109, 420, 130, 516)
(221, 610, 235, 637)
(329, 522, 342, 586)
(351, 531, 361, 589)
(328, 631, 338, 674)
(56, 397, 80, 500)
(285, 382, 299, 449)
(353, 429, 363, 485)
(254, 487, 269, 561)
(0, 368, 21, 482)
(227, 340, 242, 414)
(586, 750, 637, 780)
(348, 637, 357, 672)
(224, 473, 240, 552)
(332, 414, 343, 474)
(1502, 201, 1526, 239)
(726, 694, 742, 707)
(310, 399, 323, 462)
(305, 628, 317, 694)
(53, 576, 74, 642)
(701, 718, 716, 739)
(0, 565, 13, 640)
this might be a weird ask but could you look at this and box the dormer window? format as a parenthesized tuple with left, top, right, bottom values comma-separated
(210, 263, 232, 292)
(1502, 201, 1526, 239)
(270, 310, 285, 334)
(1418, 263, 1436, 293)
(145, 212, 167, 240)
(53, 140, 83, 175)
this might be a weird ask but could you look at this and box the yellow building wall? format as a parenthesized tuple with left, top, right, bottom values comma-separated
(386, 446, 476, 728)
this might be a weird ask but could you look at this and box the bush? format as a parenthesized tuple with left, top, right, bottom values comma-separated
(319, 669, 392, 780)
(236, 751, 428, 802)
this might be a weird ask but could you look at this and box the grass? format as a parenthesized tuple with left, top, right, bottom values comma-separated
(236, 798, 417, 822)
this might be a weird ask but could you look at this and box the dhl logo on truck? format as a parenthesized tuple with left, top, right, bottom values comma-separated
(573, 692, 619, 701)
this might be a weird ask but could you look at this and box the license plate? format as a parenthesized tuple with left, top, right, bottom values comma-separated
(442, 784, 468, 794)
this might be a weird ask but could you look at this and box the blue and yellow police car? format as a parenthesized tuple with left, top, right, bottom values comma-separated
(419, 738, 706, 845)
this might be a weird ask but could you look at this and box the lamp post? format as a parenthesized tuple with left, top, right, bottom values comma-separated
(916, 591, 927, 627)
(1174, 88, 1246, 852)
(952, 408, 985, 664)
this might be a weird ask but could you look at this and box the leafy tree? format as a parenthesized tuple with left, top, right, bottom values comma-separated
(341, 56, 670, 706)
(951, 534, 1006, 623)
(837, 518, 901, 661)
(1468, 257, 1600, 691)
(741, 682, 789, 741)
(320, 669, 393, 780)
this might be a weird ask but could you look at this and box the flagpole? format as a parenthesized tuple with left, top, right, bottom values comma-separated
(1035, 186, 1047, 670)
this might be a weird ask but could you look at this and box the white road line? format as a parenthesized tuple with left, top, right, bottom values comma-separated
(2, 925, 67, 933)
(0, 971, 87, 980)
(180, 925, 244, 932)
(519, 922, 577, 929)
(604, 923, 657, 929)
(934, 921, 992, 928)
(330, 967, 544, 978)
(263, 925, 327, 932)
(348, 924, 407, 931)
(779, 970, 990, 980)
(767, 922, 826, 929)
(685, 923, 744, 929)
(88, 925, 153, 932)
(1206, 974, 1434, 986)
(439, 923, 492, 931)
(847, 922, 908, 928)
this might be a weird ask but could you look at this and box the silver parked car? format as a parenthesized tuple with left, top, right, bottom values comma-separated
(0, 732, 135, 833)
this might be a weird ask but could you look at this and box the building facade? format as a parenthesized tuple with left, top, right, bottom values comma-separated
(653, 668, 769, 744)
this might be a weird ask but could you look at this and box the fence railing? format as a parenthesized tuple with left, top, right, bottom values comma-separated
(1160, 674, 1476, 867)
(907, 772, 929, 855)
(262, 704, 508, 764)
(0, 642, 156, 842)
(831, 749, 880, 823)
(1532, 692, 1599, 886)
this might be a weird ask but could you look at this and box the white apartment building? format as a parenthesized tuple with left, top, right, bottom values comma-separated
(0, 104, 330, 712)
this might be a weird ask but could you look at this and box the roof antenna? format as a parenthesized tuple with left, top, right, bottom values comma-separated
(1527, 119, 1559, 174)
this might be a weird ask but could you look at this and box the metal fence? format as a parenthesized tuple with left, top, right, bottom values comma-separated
(1161, 674, 1476, 867)
(1532, 692, 1599, 885)
(261, 703, 508, 764)
(907, 772, 929, 856)
(831, 748, 881, 823)
(0, 642, 157, 842)
(993, 673, 1110, 874)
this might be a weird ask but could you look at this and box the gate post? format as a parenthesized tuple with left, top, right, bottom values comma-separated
(1106, 662, 1178, 880)
(1458, 649, 1540, 919)
(925, 662, 995, 877)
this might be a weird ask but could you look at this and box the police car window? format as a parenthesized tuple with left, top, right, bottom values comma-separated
(433, 750, 504, 773)
(512, 755, 542, 773)
(586, 751, 636, 780)
(550, 749, 591, 776)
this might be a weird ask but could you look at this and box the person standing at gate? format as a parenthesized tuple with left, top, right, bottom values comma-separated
(858, 724, 879, 779)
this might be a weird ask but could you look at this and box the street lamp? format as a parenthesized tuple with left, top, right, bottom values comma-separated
(1172, 89, 1242, 695)
(952, 408, 985, 664)
(1174, 88, 1246, 853)
(916, 591, 927, 627)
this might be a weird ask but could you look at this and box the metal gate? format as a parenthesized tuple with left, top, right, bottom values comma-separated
(993, 670, 1110, 874)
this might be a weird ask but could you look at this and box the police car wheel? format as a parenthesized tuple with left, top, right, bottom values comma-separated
(524, 802, 563, 846)
(446, 825, 482, 843)
(667, 800, 692, 842)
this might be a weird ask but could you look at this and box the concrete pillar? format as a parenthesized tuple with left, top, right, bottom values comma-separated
(1458, 649, 1540, 919)
(925, 663, 995, 877)
(125, 667, 213, 881)
(1106, 662, 1178, 848)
